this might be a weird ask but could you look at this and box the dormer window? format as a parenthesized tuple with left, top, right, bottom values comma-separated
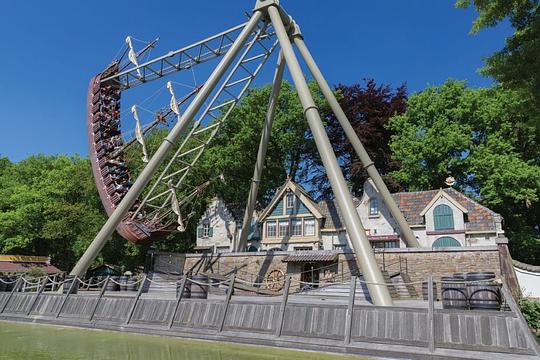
(202, 220, 211, 237)
(434, 204, 454, 230)
(369, 198, 379, 216)
(286, 191, 295, 209)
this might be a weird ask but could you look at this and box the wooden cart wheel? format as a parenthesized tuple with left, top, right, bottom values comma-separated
(265, 269, 285, 291)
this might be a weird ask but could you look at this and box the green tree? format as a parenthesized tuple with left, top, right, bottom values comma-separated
(0, 155, 147, 271)
(456, 0, 540, 108)
(388, 80, 540, 264)
(196, 80, 327, 206)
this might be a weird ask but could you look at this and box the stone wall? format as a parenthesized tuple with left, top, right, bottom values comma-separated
(167, 246, 507, 295)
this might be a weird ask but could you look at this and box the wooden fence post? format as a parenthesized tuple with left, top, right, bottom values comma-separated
(56, 276, 77, 318)
(427, 275, 435, 353)
(27, 277, 47, 315)
(218, 274, 236, 332)
(0, 276, 23, 314)
(344, 275, 357, 344)
(89, 276, 109, 321)
(168, 275, 187, 329)
(124, 275, 147, 325)
(275, 276, 291, 337)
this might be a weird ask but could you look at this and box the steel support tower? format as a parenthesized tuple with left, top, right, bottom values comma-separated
(73, 0, 420, 306)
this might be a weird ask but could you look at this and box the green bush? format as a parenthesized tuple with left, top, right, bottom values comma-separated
(519, 298, 540, 332)
(25, 266, 45, 279)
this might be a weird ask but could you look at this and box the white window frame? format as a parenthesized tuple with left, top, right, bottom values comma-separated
(286, 192, 295, 209)
(291, 219, 302, 236)
(279, 220, 290, 237)
(369, 198, 379, 216)
(267, 221, 277, 237)
(202, 222, 210, 237)
(304, 219, 315, 236)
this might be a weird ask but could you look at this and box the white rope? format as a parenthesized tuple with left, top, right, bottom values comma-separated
(45, 277, 65, 286)
(187, 278, 230, 287)
(21, 278, 41, 286)
(77, 278, 108, 287)
(235, 278, 280, 287)
(145, 277, 176, 285)
(0, 277, 19, 284)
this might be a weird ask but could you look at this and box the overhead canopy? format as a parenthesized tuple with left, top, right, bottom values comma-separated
(282, 252, 338, 263)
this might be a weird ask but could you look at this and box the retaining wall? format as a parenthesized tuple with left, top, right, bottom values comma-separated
(0, 283, 538, 359)
(178, 246, 515, 295)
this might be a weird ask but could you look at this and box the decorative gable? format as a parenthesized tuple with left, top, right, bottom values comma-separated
(259, 178, 323, 221)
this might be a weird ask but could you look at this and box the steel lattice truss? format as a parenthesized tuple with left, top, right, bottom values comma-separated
(76, 0, 419, 307)
(86, 16, 276, 244)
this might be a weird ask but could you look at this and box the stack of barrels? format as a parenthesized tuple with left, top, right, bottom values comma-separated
(441, 271, 500, 310)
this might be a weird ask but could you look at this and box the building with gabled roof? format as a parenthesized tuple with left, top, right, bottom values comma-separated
(361, 179, 504, 248)
(195, 197, 260, 253)
(196, 178, 505, 253)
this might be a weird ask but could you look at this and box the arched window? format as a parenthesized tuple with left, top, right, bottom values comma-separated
(432, 236, 461, 247)
(433, 204, 454, 230)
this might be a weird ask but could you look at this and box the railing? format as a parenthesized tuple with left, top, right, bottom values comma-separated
(1, 271, 539, 358)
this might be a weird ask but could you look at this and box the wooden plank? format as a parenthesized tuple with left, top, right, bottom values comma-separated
(56, 276, 78, 318)
(218, 274, 235, 332)
(427, 276, 435, 352)
(344, 276, 356, 344)
(500, 285, 540, 356)
(168, 275, 187, 328)
(89, 276, 109, 321)
(0, 276, 22, 313)
(27, 277, 46, 315)
(125, 274, 147, 325)
(275, 276, 290, 337)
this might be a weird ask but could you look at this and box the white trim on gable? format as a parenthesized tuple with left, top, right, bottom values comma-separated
(259, 178, 323, 221)
(419, 189, 468, 217)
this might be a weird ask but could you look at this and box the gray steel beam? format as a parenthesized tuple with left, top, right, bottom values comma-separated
(236, 50, 285, 252)
(70, 11, 264, 277)
(267, 5, 393, 306)
(292, 32, 419, 248)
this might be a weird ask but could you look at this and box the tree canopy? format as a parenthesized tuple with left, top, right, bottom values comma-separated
(456, 0, 540, 109)
(387, 80, 540, 263)
(315, 79, 407, 198)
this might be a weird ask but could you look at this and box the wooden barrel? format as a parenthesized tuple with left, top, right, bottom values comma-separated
(441, 276, 467, 309)
(126, 277, 137, 292)
(0, 277, 6, 292)
(119, 276, 128, 291)
(190, 274, 208, 299)
(422, 281, 437, 301)
(63, 275, 78, 294)
(466, 272, 500, 310)
(106, 276, 120, 292)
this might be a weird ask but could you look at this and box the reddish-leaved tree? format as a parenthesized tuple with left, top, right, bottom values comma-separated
(310, 79, 407, 198)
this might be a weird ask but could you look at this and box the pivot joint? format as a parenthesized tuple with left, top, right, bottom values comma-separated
(253, 0, 280, 12)
(290, 21, 303, 39)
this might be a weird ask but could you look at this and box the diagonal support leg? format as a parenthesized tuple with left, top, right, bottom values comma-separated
(70, 11, 265, 277)
(292, 32, 419, 248)
(267, 5, 393, 306)
(236, 50, 286, 252)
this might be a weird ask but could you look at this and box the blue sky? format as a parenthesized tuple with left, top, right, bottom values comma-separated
(0, 1, 511, 162)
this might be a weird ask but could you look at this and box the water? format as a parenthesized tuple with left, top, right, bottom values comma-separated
(0, 321, 370, 360)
